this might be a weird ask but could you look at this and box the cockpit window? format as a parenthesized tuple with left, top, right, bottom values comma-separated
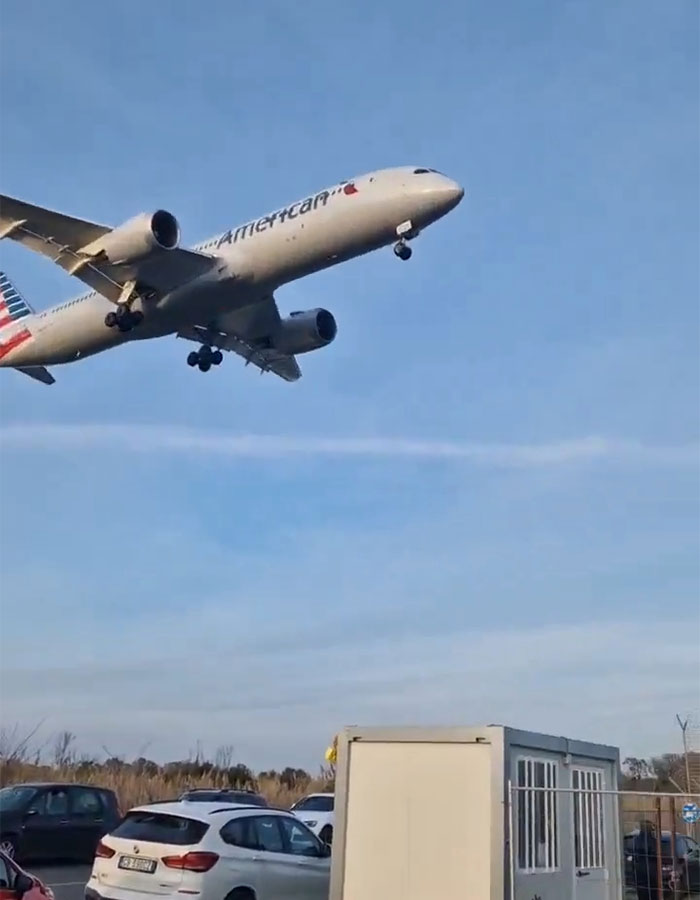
(413, 168, 441, 175)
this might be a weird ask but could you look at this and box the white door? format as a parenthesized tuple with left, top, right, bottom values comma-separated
(250, 814, 330, 900)
(572, 768, 608, 900)
(276, 815, 331, 900)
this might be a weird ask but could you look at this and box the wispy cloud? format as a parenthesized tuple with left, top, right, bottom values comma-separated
(0, 423, 696, 467)
(1, 618, 696, 765)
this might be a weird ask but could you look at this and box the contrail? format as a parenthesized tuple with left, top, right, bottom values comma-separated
(0, 423, 697, 467)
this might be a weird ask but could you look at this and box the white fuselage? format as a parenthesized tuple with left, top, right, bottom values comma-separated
(0, 166, 463, 369)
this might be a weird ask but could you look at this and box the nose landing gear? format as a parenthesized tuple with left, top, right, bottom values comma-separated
(393, 219, 418, 261)
(187, 346, 223, 372)
(393, 241, 413, 261)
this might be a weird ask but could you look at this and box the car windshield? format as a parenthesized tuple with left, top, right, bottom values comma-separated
(0, 786, 36, 812)
(294, 795, 334, 812)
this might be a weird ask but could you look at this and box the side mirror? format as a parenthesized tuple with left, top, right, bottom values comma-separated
(321, 842, 332, 857)
(14, 873, 34, 898)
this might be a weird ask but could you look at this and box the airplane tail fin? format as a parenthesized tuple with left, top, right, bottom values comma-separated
(0, 271, 55, 385)
(0, 270, 35, 329)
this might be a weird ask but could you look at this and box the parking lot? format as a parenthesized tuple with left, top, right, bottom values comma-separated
(31, 865, 90, 900)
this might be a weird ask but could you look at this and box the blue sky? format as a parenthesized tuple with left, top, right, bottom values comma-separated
(0, 0, 698, 769)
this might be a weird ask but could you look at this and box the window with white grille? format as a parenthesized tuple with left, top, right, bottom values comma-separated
(517, 758, 559, 871)
(573, 768, 605, 869)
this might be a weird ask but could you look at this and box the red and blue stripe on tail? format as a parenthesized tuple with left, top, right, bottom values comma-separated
(0, 272, 54, 384)
(0, 270, 34, 330)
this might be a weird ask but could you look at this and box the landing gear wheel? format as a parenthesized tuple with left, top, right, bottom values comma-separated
(393, 241, 412, 261)
(187, 346, 221, 372)
(106, 306, 144, 332)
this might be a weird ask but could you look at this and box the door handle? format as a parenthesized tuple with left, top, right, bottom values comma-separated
(576, 870, 590, 877)
(60, 820, 71, 826)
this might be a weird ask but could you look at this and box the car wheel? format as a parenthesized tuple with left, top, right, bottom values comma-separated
(320, 824, 333, 845)
(0, 836, 17, 858)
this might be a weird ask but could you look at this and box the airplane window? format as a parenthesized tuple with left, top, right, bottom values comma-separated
(413, 168, 430, 174)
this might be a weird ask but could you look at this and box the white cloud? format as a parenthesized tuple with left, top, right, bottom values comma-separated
(0, 423, 696, 467)
(1, 617, 696, 768)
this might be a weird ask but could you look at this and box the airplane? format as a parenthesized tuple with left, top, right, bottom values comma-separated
(0, 166, 464, 386)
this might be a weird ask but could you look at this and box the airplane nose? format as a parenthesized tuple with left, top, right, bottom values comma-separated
(443, 179, 465, 208)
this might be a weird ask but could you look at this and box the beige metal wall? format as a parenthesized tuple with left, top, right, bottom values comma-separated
(339, 740, 493, 900)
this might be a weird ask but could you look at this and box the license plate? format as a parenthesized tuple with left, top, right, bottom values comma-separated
(118, 855, 157, 873)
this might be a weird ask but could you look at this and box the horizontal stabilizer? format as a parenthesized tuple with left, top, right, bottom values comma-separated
(15, 365, 55, 385)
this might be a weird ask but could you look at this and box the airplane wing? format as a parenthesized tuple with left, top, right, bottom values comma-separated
(0, 194, 217, 304)
(177, 295, 302, 382)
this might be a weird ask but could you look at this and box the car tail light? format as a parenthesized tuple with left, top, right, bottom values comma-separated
(95, 841, 116, 859)
(161, 852, 219, 872)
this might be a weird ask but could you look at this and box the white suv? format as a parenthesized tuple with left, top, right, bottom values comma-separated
(86, 801, 330, 900)
(290, 793, 334, 845)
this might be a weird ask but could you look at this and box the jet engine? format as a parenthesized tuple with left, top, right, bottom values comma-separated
(93, 210, 180, 265)
(272, 308, 337, 355)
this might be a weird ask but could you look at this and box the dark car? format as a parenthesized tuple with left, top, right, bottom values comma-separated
(177, 788, 269, 807)
(0, 783, 121, 863)
(624, 830, 700, 895)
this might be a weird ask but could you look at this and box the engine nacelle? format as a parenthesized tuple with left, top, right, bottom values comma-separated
(95, 210, 180, 265)
(272, 308, 337, 355)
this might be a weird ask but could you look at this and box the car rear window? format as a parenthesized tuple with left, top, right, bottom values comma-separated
(111, 811, 209, 845)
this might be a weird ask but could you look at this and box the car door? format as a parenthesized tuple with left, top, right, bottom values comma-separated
(683, 836, 700, 892)
(0, 854, 14, 900)
(19, 788, 72, 860)
(276, 815, 330, 900)
(231, 815, 317, 899)
(68, 787, 106, 859)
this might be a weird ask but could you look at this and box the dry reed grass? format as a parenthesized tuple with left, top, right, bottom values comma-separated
(0, 727, 333, 813)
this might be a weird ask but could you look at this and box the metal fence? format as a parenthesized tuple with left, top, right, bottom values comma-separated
(508, 784, 700, 900)
(620, 791, 700, 899)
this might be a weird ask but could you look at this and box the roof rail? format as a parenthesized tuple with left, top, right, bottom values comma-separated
(208, 804, 289, 815)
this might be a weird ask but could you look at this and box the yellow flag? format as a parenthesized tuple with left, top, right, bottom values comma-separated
(325, 735, 338, 764)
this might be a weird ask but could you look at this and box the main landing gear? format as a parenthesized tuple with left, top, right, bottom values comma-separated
(104, 306, 144, 332)
(393, 219, 418, 261)
(105, 280, 149, 332)
(187, 346, 223, 372)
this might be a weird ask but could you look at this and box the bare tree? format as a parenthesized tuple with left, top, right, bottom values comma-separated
(215, 744, 235, 770)
(53, 731, 76, 768)
(0, 722, 44, 763)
